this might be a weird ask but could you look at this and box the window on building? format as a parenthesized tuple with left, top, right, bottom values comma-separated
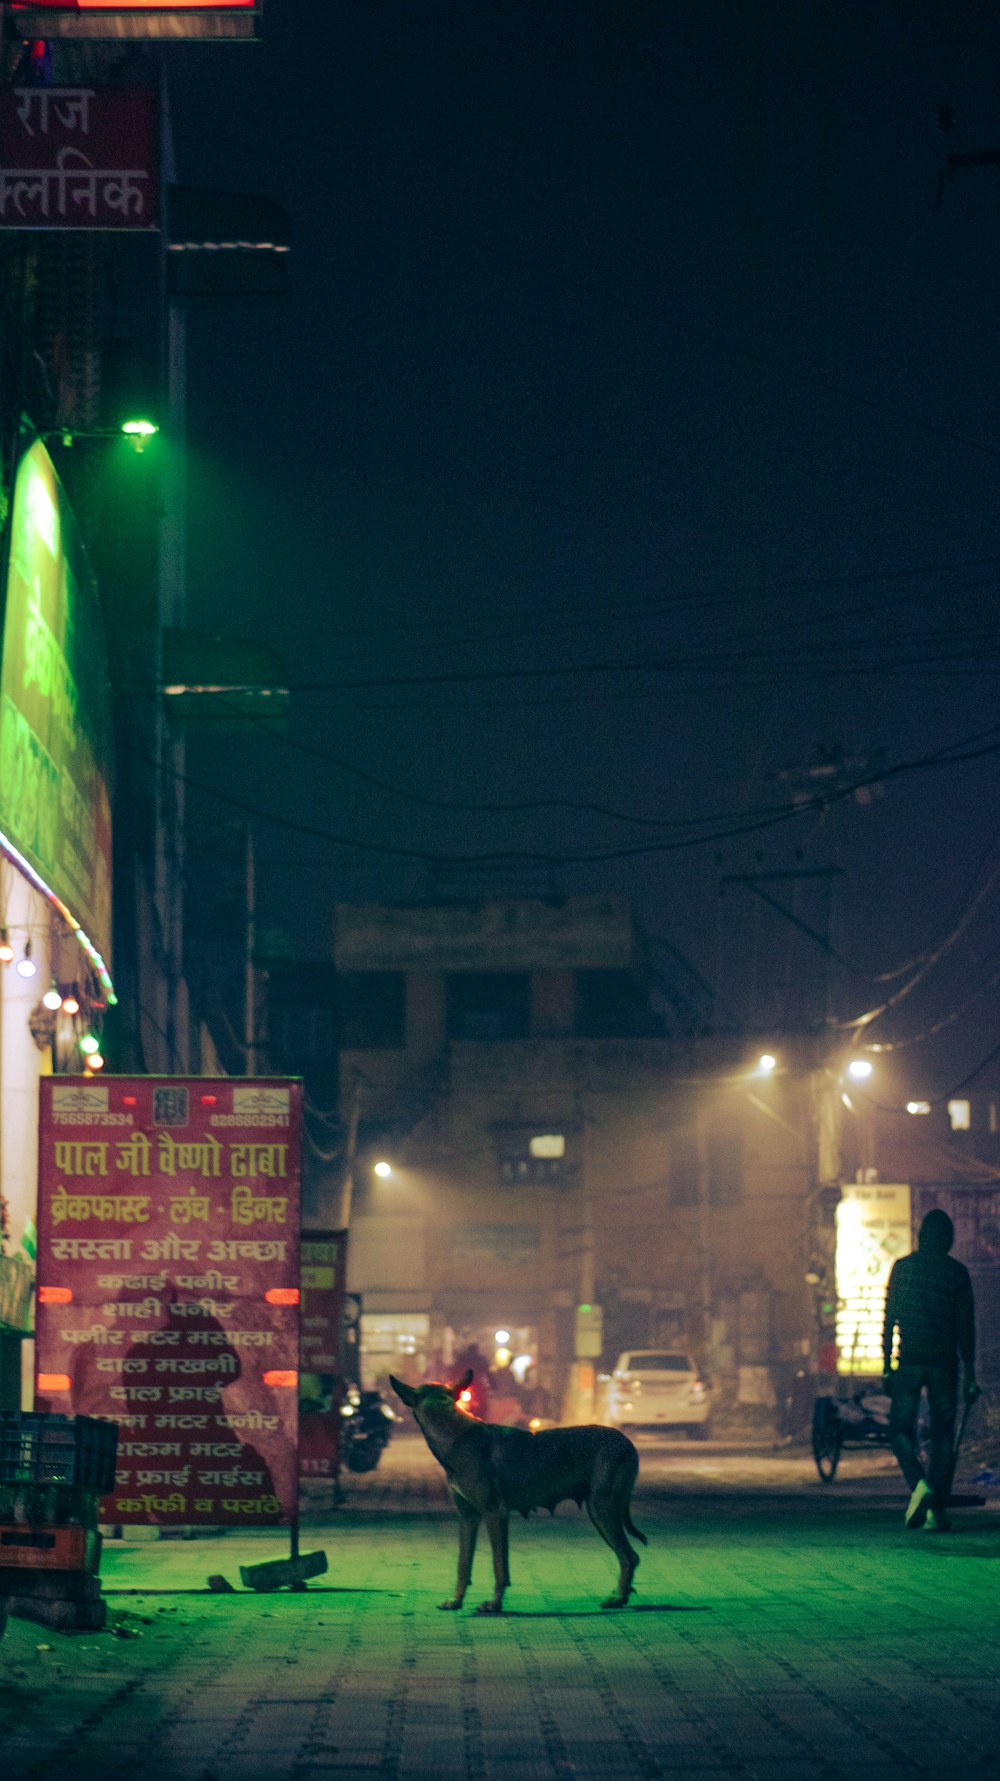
(707, 1130, 743, 1206)
(271, 1003, 335, 1069)
(574, 969, 661, 1038)
(948, 1099, 971, 1132)
(447, 972, 531, 1040)
(498, 1129, 567, 1185)
(337, 972, 405, 1048)
(669, 1131, 699, 1207)
(267, 962, 337, 1072)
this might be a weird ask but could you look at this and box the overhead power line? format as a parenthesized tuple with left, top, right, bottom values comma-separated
(284, 635, 1000, 698)
(840, 865, 1000, 1037)
(162, 723, 1000, 869)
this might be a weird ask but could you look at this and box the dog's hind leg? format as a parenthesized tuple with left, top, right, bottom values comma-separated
(586, 1468, 640, 1610)
(439, 1490, 480, 1611)
(475, 1509, 510, 1615)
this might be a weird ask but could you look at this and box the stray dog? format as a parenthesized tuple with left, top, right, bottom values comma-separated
(390, 1369, 647, 1613)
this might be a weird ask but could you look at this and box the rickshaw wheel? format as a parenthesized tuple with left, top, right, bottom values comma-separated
(812, 1421, 842, 1481)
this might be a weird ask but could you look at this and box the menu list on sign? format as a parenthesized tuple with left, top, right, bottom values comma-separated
(35, 1078, 302, 1526)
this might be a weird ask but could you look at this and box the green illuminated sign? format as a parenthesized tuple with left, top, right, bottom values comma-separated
(0, 440, 113, 972)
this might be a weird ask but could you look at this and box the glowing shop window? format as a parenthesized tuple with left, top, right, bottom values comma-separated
(835, 1183, 911, 1376)
(529, 1133, 565, 1158)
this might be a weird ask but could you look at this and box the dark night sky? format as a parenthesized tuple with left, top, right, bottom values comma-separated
(163, 2, 1000, 1102)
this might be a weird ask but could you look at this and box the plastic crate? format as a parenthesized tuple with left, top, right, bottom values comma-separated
(0, 1414, 118, 1493)
(0, 1522, 101, 1571)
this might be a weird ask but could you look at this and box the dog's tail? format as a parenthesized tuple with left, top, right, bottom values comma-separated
(625, 1508, 648, 1547)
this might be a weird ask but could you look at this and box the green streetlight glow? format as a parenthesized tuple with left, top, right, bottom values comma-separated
(121, 418, 158, 438)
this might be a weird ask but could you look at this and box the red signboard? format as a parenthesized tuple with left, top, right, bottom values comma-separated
(35, 1077, 301, 1527)
(299, 1229, 348, 1480)
(0, 86, 158, 230)
(300, 1230, 348, 1378)
(15, 1, 254, 9)
(10, 3, 259, 42)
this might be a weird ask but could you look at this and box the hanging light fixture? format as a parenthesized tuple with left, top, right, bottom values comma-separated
(79, 1033, 100, 1056)
(83, 1050, 105, 1072)
(16, 939, 36, 979)
(61, 986, 81, 1015)
(0, 928, 13, 964)
(42, 978, 62, 1012)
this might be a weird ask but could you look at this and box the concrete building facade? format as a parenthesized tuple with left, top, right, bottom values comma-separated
(335, 895, 834, 1426)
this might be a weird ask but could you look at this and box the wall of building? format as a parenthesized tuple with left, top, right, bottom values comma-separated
(334, 896, 642, 975)
(0, 876, 54, 1404)
(341, 992, 821, 1421)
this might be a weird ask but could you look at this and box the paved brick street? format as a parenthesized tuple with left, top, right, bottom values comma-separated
(2, 1432, 999, 1780)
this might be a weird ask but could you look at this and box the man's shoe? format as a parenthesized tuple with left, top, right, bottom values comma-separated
(905, 1478, 932, 1529)
(925, 1508, 951, 1532)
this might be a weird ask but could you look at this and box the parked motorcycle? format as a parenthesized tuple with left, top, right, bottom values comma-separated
(340, 1387, 397, 1473)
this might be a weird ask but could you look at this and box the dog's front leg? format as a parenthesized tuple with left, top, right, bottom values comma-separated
(475, 1509, 510, 1615)
(439, 1490, 480, 1611)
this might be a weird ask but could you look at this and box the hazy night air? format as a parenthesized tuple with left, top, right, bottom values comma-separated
(164, 1, 1000, 1104)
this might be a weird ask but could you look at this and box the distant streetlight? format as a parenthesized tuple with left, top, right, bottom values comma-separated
(846, 1058, 873, 1081)
(373, 1160, 393, 1179)
(757, 1053, 777, 1075)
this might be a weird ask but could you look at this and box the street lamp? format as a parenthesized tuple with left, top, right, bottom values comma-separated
(120, 418, 159, 453)
(373, 1160, 393, 1179)
(41, 417, 160, 454)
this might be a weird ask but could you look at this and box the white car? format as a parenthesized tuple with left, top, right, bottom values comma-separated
(605, 1350, 712, 1437)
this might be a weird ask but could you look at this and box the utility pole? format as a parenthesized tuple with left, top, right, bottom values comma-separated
(563, 1092, 600, 1422)
(694, 1101, 713, 1356)
(718, 866, 842, 1028)
(337, 1072, 362, 1232)
(578, 1095, 595, 1310)
(244, 826, 256, 1077)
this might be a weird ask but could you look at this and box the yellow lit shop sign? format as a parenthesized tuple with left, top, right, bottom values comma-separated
(835, 1183, 911, 1376)
(0, 440, 114, 998)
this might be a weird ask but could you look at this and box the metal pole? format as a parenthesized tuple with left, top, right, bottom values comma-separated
(244, 826, 256, 1076)
(695, 1101, 712, 1352)
(338, 1073, 361, 1232)
(578, 1093, 595, 1308)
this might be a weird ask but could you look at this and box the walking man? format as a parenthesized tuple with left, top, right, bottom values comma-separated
(882, 1207, 978, 1532)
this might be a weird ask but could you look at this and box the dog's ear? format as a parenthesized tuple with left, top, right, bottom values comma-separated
(389, 1374, 418, 1408)
(451, 1369, 474, 1396)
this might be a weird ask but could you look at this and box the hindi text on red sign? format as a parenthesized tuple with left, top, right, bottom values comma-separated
(0, 86, 158, 230)
(35, 1077, 302, 1527)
